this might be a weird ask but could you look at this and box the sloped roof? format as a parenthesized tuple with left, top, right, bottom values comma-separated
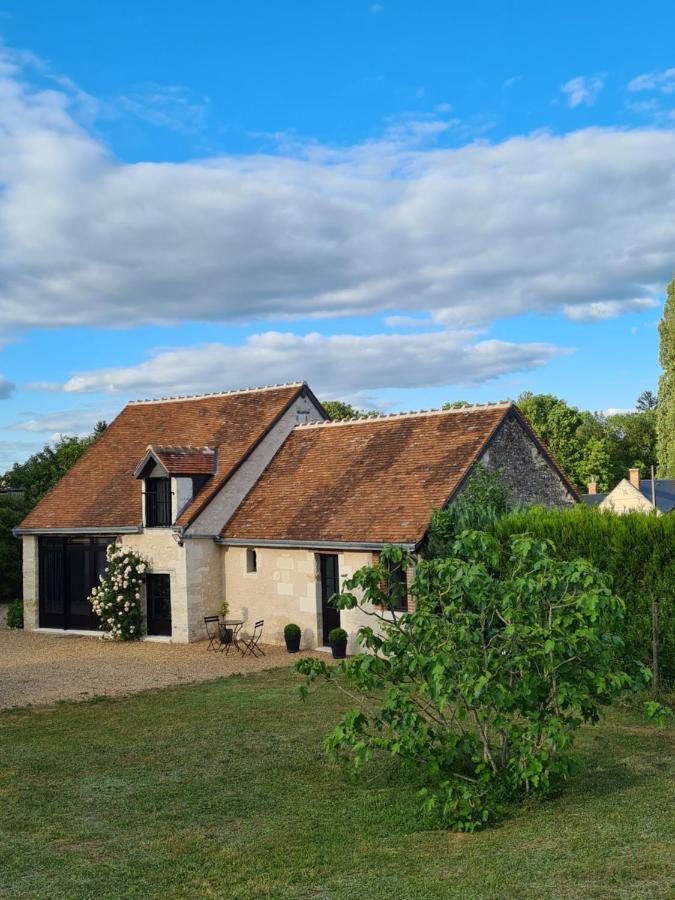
(639, 479, 675, 513)
(583, 478, 675, 513)
(136, 446, 217, 477)
(220, 403, 514, 546)
(20, 384, 306, 531)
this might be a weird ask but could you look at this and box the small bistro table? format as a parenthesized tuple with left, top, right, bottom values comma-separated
(219, 618, 244, 655)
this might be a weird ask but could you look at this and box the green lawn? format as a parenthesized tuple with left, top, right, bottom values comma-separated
(0, 668, 673, 900)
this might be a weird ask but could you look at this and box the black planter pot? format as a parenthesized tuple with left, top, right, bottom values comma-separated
(285, 632, 301, 653)
(331, 638, 347, 659)
(219, 625, 233, 645)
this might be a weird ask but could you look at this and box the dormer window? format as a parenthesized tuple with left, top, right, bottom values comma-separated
(145, 477, 171, 527)
(134, 444, 217, 529)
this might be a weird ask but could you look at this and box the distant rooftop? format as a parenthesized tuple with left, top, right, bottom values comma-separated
(582, 478, 675, 513)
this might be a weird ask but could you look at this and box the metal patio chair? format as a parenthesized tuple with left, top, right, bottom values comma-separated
(204, 615, 223, 651)
(239, 620, 265, 657)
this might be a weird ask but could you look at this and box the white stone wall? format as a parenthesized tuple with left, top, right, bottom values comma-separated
(223, 545, 380, 653)
(21, 535, 39, 631)
(185, 538, 224, 641)
(124, 530, 190, 642)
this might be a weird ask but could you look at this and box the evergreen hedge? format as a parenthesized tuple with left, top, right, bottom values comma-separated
(492, 505, 674, 684)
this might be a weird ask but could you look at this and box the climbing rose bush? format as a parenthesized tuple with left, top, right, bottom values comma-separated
(90, 544, 147, 640)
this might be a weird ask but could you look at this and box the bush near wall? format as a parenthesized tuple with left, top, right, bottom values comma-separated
(492, 505, 674, 685)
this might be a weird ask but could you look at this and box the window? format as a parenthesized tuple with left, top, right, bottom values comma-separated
(246, 547, 257, 573)
(385, 559, 408, 612)
(145, 477, 171, 527)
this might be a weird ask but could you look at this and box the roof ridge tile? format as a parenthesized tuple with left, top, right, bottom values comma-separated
(295, 400, 513, 428)
(129, 381, 305, 405)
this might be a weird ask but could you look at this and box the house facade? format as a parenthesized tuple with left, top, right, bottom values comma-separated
(583, 468, 675, 515)
(16, 382, 578, 651)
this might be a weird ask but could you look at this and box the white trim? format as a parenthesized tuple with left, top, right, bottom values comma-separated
(143, 635, 172, 643)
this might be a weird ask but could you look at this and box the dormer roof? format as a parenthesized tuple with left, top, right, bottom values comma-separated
(134, 446, 217, 479)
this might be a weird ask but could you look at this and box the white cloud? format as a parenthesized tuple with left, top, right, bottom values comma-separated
(0, 439, 42, 470)
(53, 330, 569, 397)
(628, 68, 675, 94)
(0, 49, 671, 336)
(562, 298, 659, 322)
(384, 315, 435, 328)
(11, 406, 114, 435)
(114, 84, 209, 132)
(561, 75, 605, 108)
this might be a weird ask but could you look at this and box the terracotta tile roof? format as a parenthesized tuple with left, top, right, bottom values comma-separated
(221, 403, 513, 546)
(20, 384, 305, 531)
(147, 446, 217, 476)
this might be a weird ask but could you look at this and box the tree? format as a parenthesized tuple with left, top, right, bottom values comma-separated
(636, 390, 658, 412)
(517, 391, 657, 491)
(575, 436, 614, 492)
(321, 400, 375, 420)
(517, 392, 590, 489)
(0, 427, 106, 604)
(657, 278, 675, 476)
(296, 537, 630, 831)
(605, 410, 658, 478)
(442, 400, 471, 409)
(424, 463, 512, 558)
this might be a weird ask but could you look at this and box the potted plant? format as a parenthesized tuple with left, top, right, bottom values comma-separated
(284, 623, 301, 653)
(218, 600, 232, 644)
(328, 627, 348, 659)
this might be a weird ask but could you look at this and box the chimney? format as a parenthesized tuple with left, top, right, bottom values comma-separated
(629, 468, 640, 490)
(587, 482, 597, 495)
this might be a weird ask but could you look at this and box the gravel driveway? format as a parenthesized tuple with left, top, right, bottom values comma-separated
(0, 630, 321, 710)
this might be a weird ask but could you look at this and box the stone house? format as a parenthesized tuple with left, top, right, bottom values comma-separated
(583, 468, 675, 515)
(16, 382, 577, 651)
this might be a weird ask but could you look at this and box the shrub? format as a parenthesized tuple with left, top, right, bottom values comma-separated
(6, 598, 23, 629)
(328, 627, 347, 643)
(493, 505, 675, 685)
(219, 600, 230, 618)
(296, 537, 632, 831)
(284, 623, 301, 639)
(90, 544, 147, 640)
(424, 463, 512, 558)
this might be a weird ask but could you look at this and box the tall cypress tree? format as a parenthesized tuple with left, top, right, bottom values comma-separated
(657, 277, 675, 476)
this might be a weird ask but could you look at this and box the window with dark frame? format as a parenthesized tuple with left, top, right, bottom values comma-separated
(246, 547, 257, 573)
(386, 559, 408, 611)
(145, 477, 171, 527)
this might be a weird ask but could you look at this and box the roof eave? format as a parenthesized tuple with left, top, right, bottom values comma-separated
(13, 525, 142, 537)
(216, 537, 417, 552)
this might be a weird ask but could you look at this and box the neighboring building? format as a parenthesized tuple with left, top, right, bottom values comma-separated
(16, 383, 577, 651)
(0, 487, 25, 502)
(583, 468, 675, 515)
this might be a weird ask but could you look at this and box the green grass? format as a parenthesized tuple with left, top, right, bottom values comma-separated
(0, 669, 673, 900)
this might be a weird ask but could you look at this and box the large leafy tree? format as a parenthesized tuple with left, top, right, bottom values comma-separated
(297, 538, 630, 831)
(517, 392, 588, 487)
(517, 391, 657, 491)
(0, 424, 107, 604)
(657, 278, 675, 476)
(321, 400, 375, 420)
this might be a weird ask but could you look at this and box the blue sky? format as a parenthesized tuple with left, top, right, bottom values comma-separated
(0, 0, 673, 468)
